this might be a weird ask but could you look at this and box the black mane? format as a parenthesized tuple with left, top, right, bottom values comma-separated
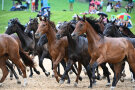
(84, 17, 103, 35)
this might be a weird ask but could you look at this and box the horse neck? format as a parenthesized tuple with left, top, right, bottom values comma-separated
(67, 33, 76, 48)
(46, 27, 56, 46)
(85, 21, 102, 51)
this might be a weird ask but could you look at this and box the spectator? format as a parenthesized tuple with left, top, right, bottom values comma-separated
(35, 0, 39, 11)
(103, 16, 108, 24)
(125, 17, 132, 28)
(106, 2, 112, 12)
(114, 1, 121, 12)
(26, 0, 30, 11)
(89, 4, 97, 14)
(110, 15, 116, 22)
(69, 0, 75, 11)
(125, 0, 134, 13)
(99, 0, 104, 12)
(41, 0, 43, 7)
(31, 0, 35, 12)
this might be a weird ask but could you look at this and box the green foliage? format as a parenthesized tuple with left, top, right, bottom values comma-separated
(0, 0, 134, 34)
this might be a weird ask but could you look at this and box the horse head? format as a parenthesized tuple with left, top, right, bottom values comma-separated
(37, 34, 48, 47)
(5, 18, 21, 34)
(56, 22, 75, 39)
(35, 17, 56, 38)
(25, 18, 38, 34)
(71, 15, 87, 39)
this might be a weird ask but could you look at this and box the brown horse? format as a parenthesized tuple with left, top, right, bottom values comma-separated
(0, 34, 34, 86)
(35, 17, 82, 84)
(71, 16, 135, 89)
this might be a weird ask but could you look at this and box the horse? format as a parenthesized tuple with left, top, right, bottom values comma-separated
(0, 34, 34, 86)
(103, 21, 135, 82)
(24, 18, 72, 78)
(119, 24, 135, 38)
(35, 17, 83, 83)
(56, 22, 111, 88)
(5, 18, 40, 77)
(71, 16, 135, 89)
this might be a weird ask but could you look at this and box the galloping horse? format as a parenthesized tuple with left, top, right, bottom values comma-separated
(0, 34, 34, 86)
(5, 18, 40, 77)
(35, 17, 82, 83)
(103, 21, 135, 82)
(71, 16, 135, 89)
(56, 22, 111, 88)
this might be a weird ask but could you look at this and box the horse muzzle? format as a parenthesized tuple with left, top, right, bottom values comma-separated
(35, 33, 41, 39)
(56, 34, 61, 40)
(71, 33, 78, 40)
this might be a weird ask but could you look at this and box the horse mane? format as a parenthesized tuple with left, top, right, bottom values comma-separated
(47, 20, 57, 32)
(12, 19, 25, 31)
(122, 26, 135, 36)
(85, 17, 103, 35)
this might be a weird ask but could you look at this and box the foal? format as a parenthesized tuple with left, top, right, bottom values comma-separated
(0, 34, 34, 86)
(71, 16, 135, 89)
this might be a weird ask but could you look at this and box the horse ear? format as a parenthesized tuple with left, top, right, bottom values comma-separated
(83, 15, 86, 21)
(43, 17, 47, 21)
(77, 15, 81, 20)
(39, 16, 42, 21)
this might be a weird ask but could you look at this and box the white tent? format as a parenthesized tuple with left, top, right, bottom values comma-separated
(2, 0, 4, 10)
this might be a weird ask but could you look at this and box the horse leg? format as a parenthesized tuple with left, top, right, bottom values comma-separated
(100, 63, 111, 86)
(74, 62, 82, 87)
(59, 59, 74, 84)
(29, 67, 33, 77)
(33, 67, 40, 75)
(130, 68, 135, 83)
(6, 60, 21, 84)
(16, 66, 22, 76)
(57, 63, 60, 75)
(111, 63, 122, 90)
(53, 54, 64, 82)
(11, 58, 27, 86)
(60, 59, 70, 84)
(0, 61, 9, 86)
(84, 64, 93, 88)
(38, 53, 50, 77)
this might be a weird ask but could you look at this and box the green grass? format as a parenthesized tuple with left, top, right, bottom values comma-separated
(0, 0, 135, 33)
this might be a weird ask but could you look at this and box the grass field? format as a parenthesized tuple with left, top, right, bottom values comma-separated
(0, 0, 135, 34)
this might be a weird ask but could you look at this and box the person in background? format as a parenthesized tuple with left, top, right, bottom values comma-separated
(35, 0, 39, 11)
(125, 0, 134, 13)
(69, 0, 75, 11)
(99, 0, 103, 12)
(114, 1, 121, 12)
(106, 1, 112, 12)
(103, 16, 107, 24)
(110, 15, 116, 22)
(26, 0, 30, 11)
(41, 0, 43, 7)
(125, 17, 132, 28)
(31, 0, 35, 12)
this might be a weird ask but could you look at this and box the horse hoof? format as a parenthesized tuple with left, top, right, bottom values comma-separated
(74, 82, 78, 87)
(29, 75, 33, 78)
(69, 70, 73, 74)
(123, 73, 126, 77)
(17, 80, 21, 84)
(110, 86, 115, 90)
(45, 72, 50, 77)
(102, 76, 106, 79)
(106, 83, 111, 86)
(131, 79, 135, 83)
(79, 76, 82, 81)
(36, 71, 40, 75)
(10, 77, 13, 80)
(88, 86, 92, 88)
(0, 83, 3, 87)
(120, 76, 124, 82)
(59, 79, 64, 84)
(92, 81, 96, 85)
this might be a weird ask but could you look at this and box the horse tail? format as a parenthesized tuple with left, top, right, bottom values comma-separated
(19, 49, 35, 67)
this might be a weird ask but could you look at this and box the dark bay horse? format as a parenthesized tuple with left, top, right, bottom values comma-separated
(5, 18, 40, 77)
(0, 34, 34, 86)
(35, 17, 82, 83)
(71, 16, 135, 89)
(56, 22, 111, 88)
